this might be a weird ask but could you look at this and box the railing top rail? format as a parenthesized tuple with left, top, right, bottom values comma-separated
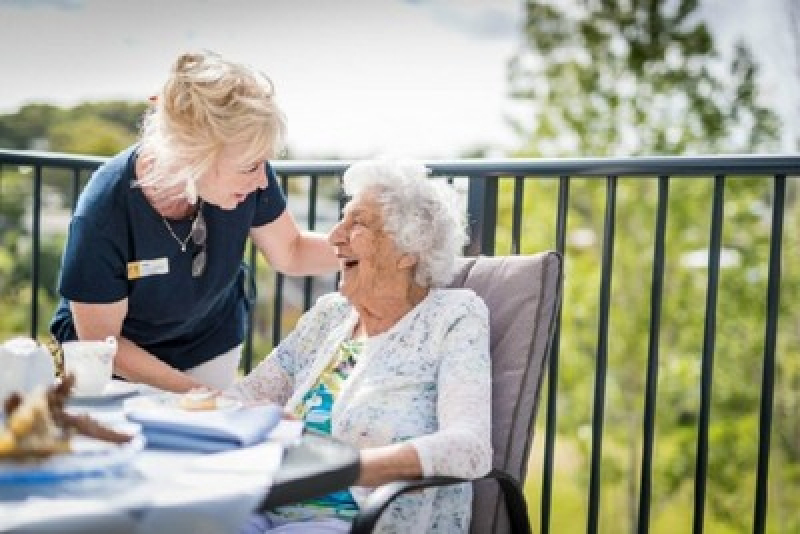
(0, 149, 107, 168)
(2, 149, 799, 176)
(272, 154, 800, 176)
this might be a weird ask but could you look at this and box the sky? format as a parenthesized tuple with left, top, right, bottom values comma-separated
(0, 0, 796, 158)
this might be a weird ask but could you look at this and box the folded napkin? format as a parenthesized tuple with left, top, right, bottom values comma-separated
(127, 402, 283, 453)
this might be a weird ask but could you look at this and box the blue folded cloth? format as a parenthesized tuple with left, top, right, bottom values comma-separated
(127, 402, 283, 453)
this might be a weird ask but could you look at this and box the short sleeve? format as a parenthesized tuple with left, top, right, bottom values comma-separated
(251, 162, 287, 227)
(58, 215, 129, 303)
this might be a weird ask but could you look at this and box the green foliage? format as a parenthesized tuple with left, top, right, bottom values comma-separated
(0, 103, 62, 150)
(0, 101, 146, 155)
(508, 1, 796, 533)
(508, 0, 780, 157)
(50, 116, 136, 156)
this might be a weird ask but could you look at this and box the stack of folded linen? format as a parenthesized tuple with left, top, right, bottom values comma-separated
(126, 397, 283, 453)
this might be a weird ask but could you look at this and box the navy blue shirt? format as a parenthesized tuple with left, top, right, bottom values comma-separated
(50, 146, 286, 370)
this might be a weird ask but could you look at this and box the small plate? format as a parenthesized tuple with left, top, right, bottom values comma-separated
(123, 392, 241, 413)
(0, 424, 145, 484)
(70, 379, 139, 402)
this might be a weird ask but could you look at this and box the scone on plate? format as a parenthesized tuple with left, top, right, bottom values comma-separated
(179, 388, 218, 411)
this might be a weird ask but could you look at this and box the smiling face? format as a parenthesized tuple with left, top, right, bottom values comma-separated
(196, 144, 268, 210)
(329, 191, 417, 307)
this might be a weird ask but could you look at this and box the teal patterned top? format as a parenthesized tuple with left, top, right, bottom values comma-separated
(275, 339, 364, 521)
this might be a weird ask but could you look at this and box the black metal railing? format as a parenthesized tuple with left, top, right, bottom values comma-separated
(1, 148, 797, 534)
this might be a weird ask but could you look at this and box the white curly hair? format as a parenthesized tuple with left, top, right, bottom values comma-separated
(341, 159, 468, 288)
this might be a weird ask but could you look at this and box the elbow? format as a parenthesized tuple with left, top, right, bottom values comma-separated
(472, 439, 494, 478)
(434, 432, 494, 480)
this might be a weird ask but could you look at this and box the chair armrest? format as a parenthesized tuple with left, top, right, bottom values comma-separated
(349, 468, 531, 534)
(257, 433, 361, 511)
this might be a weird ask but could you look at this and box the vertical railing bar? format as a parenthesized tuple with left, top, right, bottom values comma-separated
(637, 175, 670, 534)
(243, 243, 257, 374)
(511, 175, 524, 255)
(482, 175, 498, 256)
(692, 174, 725, 534)
(465, 175, 486, 256)
(465, 173, 498, 256)
(335, 184, 345, 290)
(71, 167, 82, 212)
(272, 174, 290, 347)
(587, 175, 617, 534)
(303, 174, 318, 311)
(30, 165, 43, 339)
(272, 279, 285, 349)
(752, 175, 785, 534)
(542, 175, 569, 534)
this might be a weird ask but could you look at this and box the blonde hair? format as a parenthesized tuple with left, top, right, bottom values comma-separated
(136, 50, 287, 202)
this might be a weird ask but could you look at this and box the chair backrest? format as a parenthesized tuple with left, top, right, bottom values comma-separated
(448, 252, 562, 534)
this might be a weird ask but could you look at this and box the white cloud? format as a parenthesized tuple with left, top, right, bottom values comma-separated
(0, 0, 520, 158)
(1, 0, 793, 156)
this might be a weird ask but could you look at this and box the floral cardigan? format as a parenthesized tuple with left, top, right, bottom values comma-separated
(228, 288, 492, 533)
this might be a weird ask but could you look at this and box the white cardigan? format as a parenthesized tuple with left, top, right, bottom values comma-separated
(229, 288, 492, 533)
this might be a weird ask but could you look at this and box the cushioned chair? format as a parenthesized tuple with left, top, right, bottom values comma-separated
(350, 251, 563, 534)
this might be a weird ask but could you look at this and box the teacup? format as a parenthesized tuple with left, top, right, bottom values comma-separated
(0, 337, 56, 401)
(62, 337, 118, 396)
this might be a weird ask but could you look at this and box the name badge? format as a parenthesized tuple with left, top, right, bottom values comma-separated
(127, 257, 169, 280)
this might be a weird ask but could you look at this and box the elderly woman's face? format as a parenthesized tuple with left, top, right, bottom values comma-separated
(329, 192, 414, 304)
(197, 144, 267, 210)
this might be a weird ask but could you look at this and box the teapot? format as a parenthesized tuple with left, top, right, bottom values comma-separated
(0, 337, 57, 402)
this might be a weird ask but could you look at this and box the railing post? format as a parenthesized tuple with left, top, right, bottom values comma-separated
(303, 175, 318, 312)
(753, 175, 786, 534)
(30, 165, 42, 340)
(637, 176, 670, 534)
(542, 175, 570, 534)
(693, 175, 726, 534)
(466, 174, 497, 256)
(587, 175, 617, 534)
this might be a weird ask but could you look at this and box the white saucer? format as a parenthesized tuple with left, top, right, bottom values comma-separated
(124, 392, 241, 413)
(70, 379, 139, 402)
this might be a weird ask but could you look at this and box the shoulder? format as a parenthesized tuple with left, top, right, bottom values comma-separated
(427, 288, 488, 319)
(248, 161, 287, 225)
(74, 146, 137, 225)
(413, 289, 488, 336)
(297, 292, 351, 326)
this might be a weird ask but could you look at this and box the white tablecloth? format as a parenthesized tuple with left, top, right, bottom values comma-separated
(0, 395, 296, 534)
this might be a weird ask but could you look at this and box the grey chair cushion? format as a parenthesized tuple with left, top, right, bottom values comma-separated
(448, 252, 562, 534)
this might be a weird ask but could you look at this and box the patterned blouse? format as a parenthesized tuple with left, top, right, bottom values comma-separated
(227, 289, 492, 533)
(276, 340, 363, 520)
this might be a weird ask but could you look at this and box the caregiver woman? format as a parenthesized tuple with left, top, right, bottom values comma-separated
(50, 50, 337, 392)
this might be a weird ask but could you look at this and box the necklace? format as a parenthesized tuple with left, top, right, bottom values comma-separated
(162, 201, 203, 252)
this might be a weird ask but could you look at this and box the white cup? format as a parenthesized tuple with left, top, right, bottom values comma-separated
(62, 337, 118, 396)
(0, 337, 56, 401)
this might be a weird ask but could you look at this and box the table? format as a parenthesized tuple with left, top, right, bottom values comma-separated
(0, 388, 361, 533)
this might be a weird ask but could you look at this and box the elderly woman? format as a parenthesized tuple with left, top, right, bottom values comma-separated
(230, 159, 492, 533)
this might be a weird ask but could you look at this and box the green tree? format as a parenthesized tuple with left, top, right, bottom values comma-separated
(508, 0, 780, 157)
(0, 101, 145, 154)
(505, 1, 792, 533)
